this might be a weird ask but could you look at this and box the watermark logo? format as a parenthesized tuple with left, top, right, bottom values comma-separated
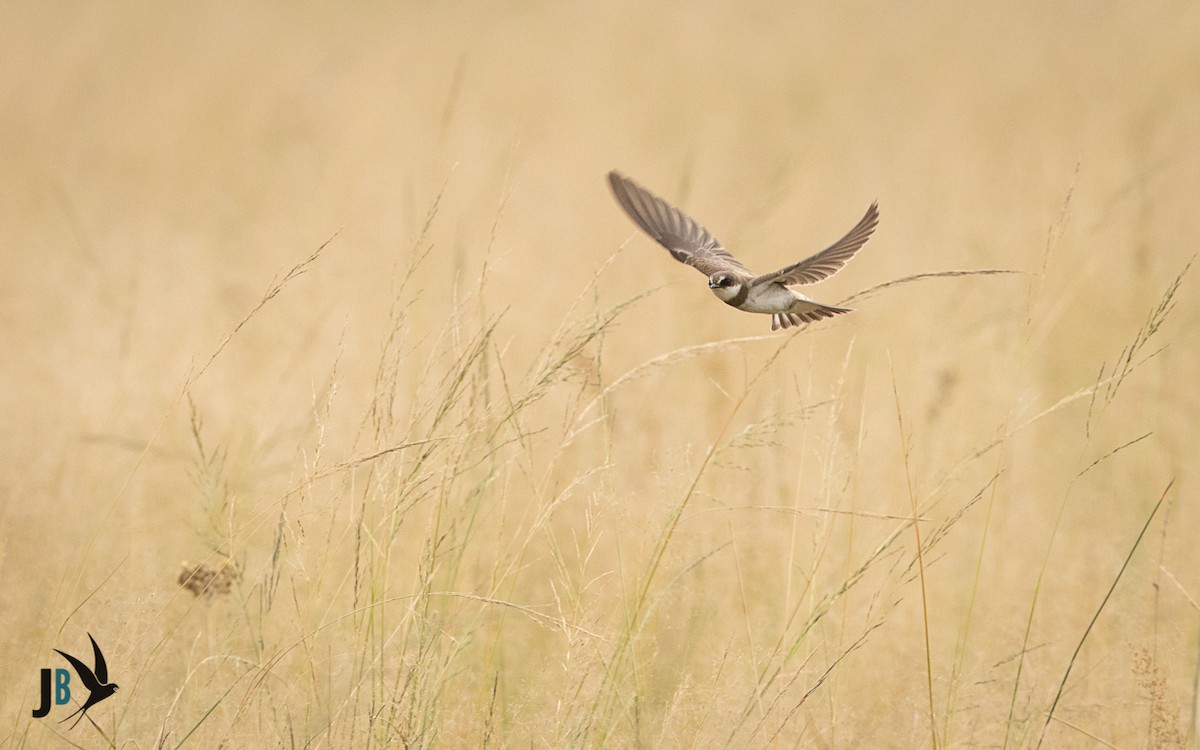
(31, 633, 119, 728)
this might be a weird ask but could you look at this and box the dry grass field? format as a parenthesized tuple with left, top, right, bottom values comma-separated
(2, 1, 1199, 747)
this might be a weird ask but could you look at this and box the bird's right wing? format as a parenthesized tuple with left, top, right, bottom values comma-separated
(55, 649, 102, 692)
(608, 171, 751, 278)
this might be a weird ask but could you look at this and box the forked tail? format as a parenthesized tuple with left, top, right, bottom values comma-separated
(770, 304, 852, 330)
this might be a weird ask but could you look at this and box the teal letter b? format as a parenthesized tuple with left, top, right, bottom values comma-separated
(54, 669, 71, 705)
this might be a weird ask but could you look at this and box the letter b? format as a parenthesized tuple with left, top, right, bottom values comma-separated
(55, 668, 71, 705)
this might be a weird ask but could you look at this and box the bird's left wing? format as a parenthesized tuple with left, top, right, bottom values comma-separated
(751, 201, 879, 287)
(88, 634, 109, 685)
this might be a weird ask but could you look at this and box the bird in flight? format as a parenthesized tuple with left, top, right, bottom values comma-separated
(608, 171, 879, 330)
(54, 633, 118, 729)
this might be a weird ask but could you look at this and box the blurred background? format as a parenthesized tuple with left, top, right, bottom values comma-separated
(1, 1, 1197, 747)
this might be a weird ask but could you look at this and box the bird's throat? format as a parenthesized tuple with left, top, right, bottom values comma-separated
(719, 284, 750, 308)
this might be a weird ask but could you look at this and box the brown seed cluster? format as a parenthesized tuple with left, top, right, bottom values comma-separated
(178, 560, 241, 599)
(1131, 646, 1186, 750)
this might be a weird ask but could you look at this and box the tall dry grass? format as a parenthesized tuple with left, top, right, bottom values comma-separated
(2, 1, 1198, 748)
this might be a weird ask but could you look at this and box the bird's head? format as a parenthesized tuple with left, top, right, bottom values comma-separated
(708, 273, 742, 301)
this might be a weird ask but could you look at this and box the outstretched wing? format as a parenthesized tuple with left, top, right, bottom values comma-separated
(88, 633, 109, 685)
(55, 649, 102, 693)
(751, 201, 879, 287)
(608, 171, 751, 278)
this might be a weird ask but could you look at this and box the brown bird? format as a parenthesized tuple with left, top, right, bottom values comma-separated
(608, 171, 878, 330)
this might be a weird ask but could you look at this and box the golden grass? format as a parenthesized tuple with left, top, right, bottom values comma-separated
(2, 1, 1199, 747)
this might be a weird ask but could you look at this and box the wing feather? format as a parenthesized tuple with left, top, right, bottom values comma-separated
(608, 171, 751, 278)
(751, 202, 879, 287)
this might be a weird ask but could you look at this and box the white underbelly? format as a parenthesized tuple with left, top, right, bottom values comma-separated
(735, 285, 803, 314)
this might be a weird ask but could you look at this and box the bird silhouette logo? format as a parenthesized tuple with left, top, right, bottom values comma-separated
(53, 633, 119, 728)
